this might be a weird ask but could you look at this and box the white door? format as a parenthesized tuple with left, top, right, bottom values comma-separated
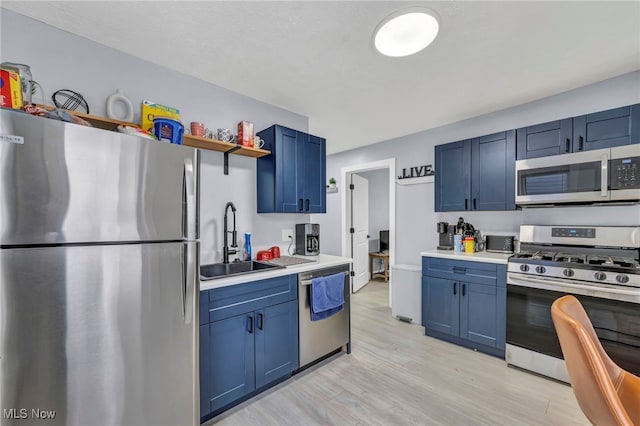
(350, 173, 369, 292)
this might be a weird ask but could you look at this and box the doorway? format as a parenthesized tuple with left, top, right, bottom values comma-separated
(341, 159, 395, 302)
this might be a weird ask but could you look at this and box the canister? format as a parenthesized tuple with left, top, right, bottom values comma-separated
(464, 237, 475, 254)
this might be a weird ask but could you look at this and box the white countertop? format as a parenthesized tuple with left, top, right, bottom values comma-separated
(200, 254, 352, 291)
(420, 249, 512, 264)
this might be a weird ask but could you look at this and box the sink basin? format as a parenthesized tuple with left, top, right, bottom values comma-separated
(200, 260, 284, 280)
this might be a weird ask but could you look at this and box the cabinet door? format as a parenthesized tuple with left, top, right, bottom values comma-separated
(471, 130, 516, 210)
(255, 300, 299, 389)
(206, 314, 255, 413)
(459, 281, 499, 349)
(301, 134, 326, 213)
(435, 140, 471, 211)
(276, 126, 303, 212)
(573, 104, 640, 151)
(516, 118, 573, 159)
(424, 276, 459, 337)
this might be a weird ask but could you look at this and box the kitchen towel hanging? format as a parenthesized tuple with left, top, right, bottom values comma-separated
(310, 272, 344, 321)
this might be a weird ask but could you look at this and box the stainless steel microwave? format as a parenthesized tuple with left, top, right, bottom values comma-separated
(515, 145, 640, 205)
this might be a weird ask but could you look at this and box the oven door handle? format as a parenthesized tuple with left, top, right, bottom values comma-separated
(507, 273, 640, 304)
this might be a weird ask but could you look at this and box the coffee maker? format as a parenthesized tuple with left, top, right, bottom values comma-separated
(295, 223, 320, 255)
(437, 222, 455, 250)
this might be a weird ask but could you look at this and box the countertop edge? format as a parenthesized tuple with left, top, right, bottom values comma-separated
(420, 250, 511, 264)
(200, 254, 352, 291)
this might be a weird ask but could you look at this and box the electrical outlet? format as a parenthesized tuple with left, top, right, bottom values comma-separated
(282, 229, 293, 242)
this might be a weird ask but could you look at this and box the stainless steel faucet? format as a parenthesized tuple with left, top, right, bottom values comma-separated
(223, 202, 237, 263)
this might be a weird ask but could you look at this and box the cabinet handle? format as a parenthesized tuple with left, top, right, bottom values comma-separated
(453, 282, 457, 295)
(578, 136, 584, 151)
(257, 313, 264, 330)
(473, 198, 477, 210)
(565, 138, 571, 153)
(453, 267, 466, 274)
(298, 199, 303, 211)
(248, 315, 254, 334)
(462, 283, 466, 297)
(464, 199, 468, 210)
(305, 198, 310, 211)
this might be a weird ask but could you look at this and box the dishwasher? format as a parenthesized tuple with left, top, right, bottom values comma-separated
(297, 264, 351, 369)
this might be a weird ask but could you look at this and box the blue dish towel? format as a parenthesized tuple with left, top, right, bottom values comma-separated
(310, 272, 344, 321)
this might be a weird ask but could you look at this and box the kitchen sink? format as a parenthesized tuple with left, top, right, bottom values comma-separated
(200, 260, 284, 280)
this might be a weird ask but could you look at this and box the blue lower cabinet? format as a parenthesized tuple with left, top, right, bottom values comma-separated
(422, 257, 506, 358)
(255, 300, 299, 388)
(459, 281, 499, 348)
(422, 276, 459, 337)
(200, 276, 298, 421)
(203, 313, 256, 416)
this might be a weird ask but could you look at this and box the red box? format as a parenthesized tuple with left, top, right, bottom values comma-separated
(0, 69, 24, 109)
(237, 121, 254, 147)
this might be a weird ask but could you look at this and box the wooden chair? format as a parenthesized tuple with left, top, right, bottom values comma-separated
(551, 295, 640, 426)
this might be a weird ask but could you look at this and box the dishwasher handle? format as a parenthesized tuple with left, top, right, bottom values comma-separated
(299, 271, 349, 286)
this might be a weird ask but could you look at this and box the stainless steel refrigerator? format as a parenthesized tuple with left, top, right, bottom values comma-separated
(0, 109, 199, 425)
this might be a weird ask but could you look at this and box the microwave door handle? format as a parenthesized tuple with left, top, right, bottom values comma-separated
(601, 153, 608, 197)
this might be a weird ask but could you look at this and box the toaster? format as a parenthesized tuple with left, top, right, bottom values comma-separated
(485, 235, 515, 253)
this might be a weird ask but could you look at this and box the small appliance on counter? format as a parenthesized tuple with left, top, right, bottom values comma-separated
(437, 222, 454, 250)
(485, 235, 515, 253)
(295, 223, 320, 255)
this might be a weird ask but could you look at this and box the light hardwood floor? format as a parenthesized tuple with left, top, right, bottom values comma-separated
(211, 280, 588, 425)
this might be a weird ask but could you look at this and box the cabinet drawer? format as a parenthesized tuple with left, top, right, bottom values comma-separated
(422, 257, 497, 285)
(207, 274, 297, 323)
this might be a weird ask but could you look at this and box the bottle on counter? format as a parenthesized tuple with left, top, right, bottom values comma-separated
(244, 232, 252, 261)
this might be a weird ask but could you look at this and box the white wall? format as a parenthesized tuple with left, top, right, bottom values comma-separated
(316, 71, 640, 266)
(1, 9, 312, 263)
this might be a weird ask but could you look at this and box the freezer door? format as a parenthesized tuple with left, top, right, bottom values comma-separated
(0, 110, 199, 245)
(0, 242, 199, 426)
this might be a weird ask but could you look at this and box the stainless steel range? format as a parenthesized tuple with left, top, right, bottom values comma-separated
(506, 225, 640, 382)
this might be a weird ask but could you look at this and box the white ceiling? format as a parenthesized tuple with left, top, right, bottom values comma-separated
(4, 1, 640, 154)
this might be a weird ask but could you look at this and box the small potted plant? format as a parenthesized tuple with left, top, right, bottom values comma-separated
(328, 177, 336, 188)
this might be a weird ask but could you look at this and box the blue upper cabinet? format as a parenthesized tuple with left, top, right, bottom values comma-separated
(471, 131, 516, 211)
(517, 104, 639, 159)
(573, 104, 640, 152)
(257, 125, 326, 213)
(516, 118, 573, 159)
(435, 140, 471, 211)
(435, 131, 515, 212)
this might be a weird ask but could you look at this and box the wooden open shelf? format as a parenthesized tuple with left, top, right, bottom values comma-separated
(182, 134, 270, 158)
(58, 108, 271, 159)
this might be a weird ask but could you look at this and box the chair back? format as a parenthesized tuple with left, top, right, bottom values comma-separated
(551, 295, 634, 426)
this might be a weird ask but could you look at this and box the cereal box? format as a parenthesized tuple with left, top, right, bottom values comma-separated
(237, 121, 254, 147)
(141, 100, 180, 133)
(0, 69, 24, 109)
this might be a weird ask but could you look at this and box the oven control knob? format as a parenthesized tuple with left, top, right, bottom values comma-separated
(535, 266, 546, 274)
(520, 264, 529, 272)
(616, 274, 629, 284)
(563, 269, 574, 277)
(594, 272, 607, 281)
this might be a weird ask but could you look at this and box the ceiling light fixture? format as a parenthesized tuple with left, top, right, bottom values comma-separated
(373, 9, 440, 57)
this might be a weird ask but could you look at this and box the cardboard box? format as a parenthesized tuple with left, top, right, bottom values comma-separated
(237, 121, 254, 147)
(141, 100, 180, 133)
(0, 69, 23, 109)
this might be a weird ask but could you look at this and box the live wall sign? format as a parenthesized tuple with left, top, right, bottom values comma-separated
(397, 164, 434, 180)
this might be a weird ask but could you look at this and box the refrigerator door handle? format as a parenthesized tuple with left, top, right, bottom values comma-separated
(182, 242, 195, 324)
(183, 158, 196, 241)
